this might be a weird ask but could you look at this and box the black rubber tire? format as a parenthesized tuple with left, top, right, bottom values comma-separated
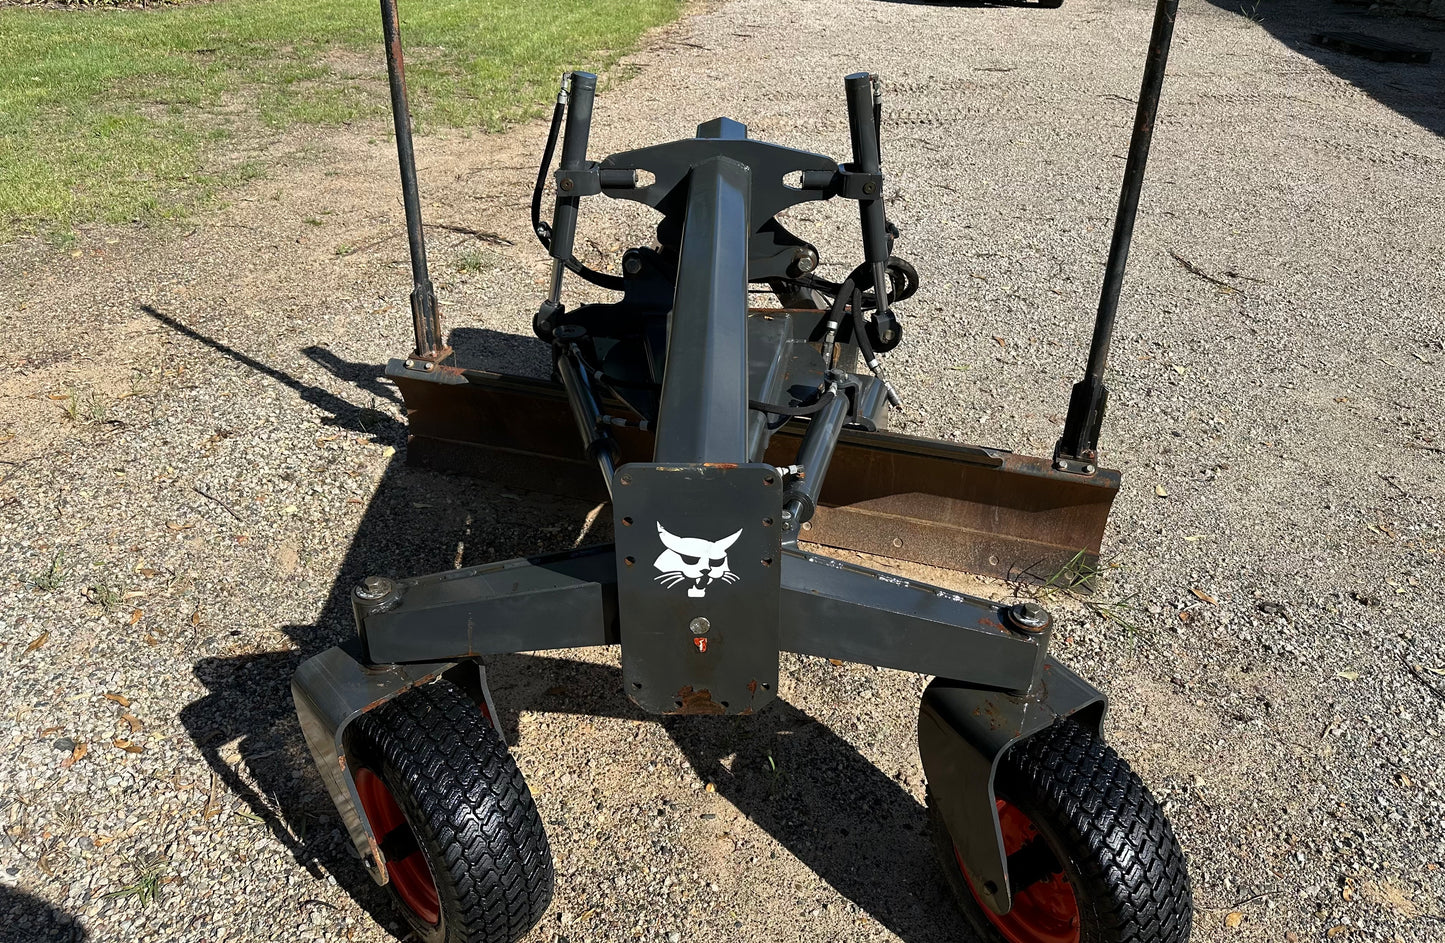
(1039, 0, 1065, 8)
(927, 719, 1193, 943)
(347, 679, 554, 943)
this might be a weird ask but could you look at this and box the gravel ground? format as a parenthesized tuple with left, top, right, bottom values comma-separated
(3, 0, 1444, 941)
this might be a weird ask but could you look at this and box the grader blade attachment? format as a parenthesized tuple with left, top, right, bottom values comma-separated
(390, 360, 1119, 583)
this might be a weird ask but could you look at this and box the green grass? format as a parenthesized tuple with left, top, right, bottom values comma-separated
(103, 855, 169, 908)
(26, 551, 68, 592)
(0, 0, 682, 240)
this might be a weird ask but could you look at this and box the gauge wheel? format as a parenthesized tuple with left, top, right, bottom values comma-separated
(346, 678, 553, 943)
(927, 718, 1192, 943)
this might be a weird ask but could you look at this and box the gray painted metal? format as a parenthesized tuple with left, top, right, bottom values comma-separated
(291, 647, 455, 883)
(613, 463, 784, 714)
(653, 156, 753, 464)
(778, 548, 1043, 689)
(358, 547, 618, 664)
(918, 661, 1106, 916)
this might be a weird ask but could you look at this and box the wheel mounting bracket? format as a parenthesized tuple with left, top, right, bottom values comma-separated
(918, 659, 1106, 916)
(291, 644, 496, 884)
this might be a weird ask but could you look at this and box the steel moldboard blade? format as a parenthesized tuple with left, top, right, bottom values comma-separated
(613, 463, 783, 714)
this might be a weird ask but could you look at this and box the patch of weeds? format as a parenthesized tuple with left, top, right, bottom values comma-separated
(1033, 551, 1145, 636)
(1038, 550, 1103, 596)
(60, 390, 82, 423)
(765, 752, 788, 798)
(333, 243, 353, 257)
(84, 392, 110, 424)
(455, 250, 488, 274)
(103, 855, 169, 908)
(235, 160, 265, 183)
(58, 389, 111, 424)
(85, 579, 123, 613)
(27, 552, 67, 592)
(302, 217, 324, 227)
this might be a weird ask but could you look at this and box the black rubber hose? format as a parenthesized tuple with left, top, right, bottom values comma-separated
(750, 390, 836, 417)
(851, 288, 902, 407)
(777, 256, 918, 310)
(530, 90, 626, 293)
(531, 99, 565, 243)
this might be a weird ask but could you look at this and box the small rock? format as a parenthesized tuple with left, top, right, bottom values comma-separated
(53, 737, 76, 752)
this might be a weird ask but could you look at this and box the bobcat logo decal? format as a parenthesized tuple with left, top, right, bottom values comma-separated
(653, 522, 742, 598)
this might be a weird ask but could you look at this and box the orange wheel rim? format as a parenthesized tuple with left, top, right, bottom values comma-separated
(956, 798, 1081, 943)
(356, 768, 441, 926)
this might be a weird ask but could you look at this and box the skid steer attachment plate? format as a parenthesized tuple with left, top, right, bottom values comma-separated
(391, 360, 1119, 583)
(612, 462, 783, 715)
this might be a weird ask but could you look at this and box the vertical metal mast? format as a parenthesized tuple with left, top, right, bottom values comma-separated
(1054, 0, 1179, 473)
(380, 0, 448, 363)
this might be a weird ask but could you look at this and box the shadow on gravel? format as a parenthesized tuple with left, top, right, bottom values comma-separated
(0, 886, 88, 942)
(483, 653, 973, 942)
(156, 307, 970, 940)
(146, 304, 597, 937)
(139, 305, 404, 442)
(1206, 0, 1445, 138)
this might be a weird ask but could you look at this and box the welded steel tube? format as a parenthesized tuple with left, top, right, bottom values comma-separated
(1085, 0, 1179, 383)
(379, 0, 444, 361)
(557, 346, 617, 493)
(549, 71, 598, 266)
(782, 393, 852, 526)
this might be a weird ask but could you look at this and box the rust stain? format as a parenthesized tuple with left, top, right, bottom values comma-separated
(672, 686, 726, 715)
(747, 679, 759, 695)
(701, 463, 739, 469)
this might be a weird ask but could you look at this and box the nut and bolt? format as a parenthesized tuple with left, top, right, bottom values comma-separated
(863, 181, 877, 195)
(623, 254, 643, 275)
(355, 576, 396, 601)
(689, 617, 711, 635)
(1006, 601, 1051, 633)
(558, 178, 574, 191)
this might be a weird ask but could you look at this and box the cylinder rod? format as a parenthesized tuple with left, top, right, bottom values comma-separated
(380, 0, 448, 362)
(1055, 0, 1178, 467)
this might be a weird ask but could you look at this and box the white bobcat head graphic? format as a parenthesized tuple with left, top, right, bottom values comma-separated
(652, 522, 743, 598)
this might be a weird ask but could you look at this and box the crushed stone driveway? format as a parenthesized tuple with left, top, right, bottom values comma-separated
(2, 0, 1443, 941)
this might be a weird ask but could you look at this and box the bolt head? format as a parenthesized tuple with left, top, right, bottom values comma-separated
(1008, 601, 1051, 631)
(355, 576, 395, 601)
(559, 178, 574, 191)
(689, 617, 711, 635)
(863, 181, 877, 195)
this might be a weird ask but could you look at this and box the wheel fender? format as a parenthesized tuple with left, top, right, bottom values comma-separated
(917, 657, 1105, 916)
(291, 644, 499, 885)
